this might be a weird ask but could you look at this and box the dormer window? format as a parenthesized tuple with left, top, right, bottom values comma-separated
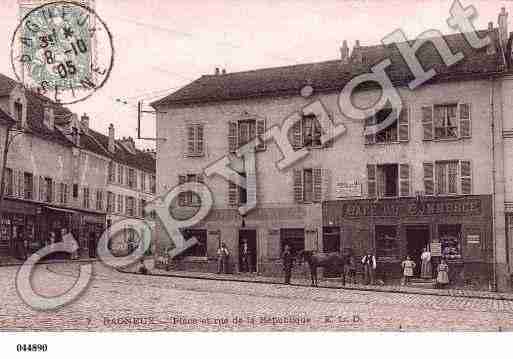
(14, 101, 23, 129)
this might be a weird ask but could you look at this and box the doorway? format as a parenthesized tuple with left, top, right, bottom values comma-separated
(239, 229, 257, 273)
(406, 225, 430, 277)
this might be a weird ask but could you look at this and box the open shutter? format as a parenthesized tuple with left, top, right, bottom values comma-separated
(187, 124, 195, 155)
(423, 162, 434, 195)
(197, 124, 204, 154)
(293, 168, 303, 203)
(292, 119, 303, 149)
(312, 168, 322, 203)
(178, 175, 186, 206)
(256, 119, 266, 151)
(367, 164, 376, 198)
(399, 163, 410, 197)
(460, 160, 472, 195)
(228, 175, 238, 207)
(228, 121, 237, 153)
(422, 106, 434, 141)
(398, 106, 410, 142)
(364, 115, 376, 145)
(459, 103, 471, 138)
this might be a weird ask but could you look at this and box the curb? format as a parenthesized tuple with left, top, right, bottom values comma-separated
(118, 269, 513, 302)
(0, 258, 100, 267)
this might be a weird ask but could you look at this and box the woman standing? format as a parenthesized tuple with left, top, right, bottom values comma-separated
(436, 259, 450, 288)
(420, 247, 432, 279)
(401, 256, 416, 285)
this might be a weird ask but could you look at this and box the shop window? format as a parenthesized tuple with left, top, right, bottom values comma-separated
(4, 168, 13, 196)
(280, 228, 305, 255)
(434, 104, 458, 139)
(438, 224, 462, 259)
(179, 229, 207, 257)
(0, 217, 11, 243)
(375, 225, 400, 260)
(24, 172, 33, 200)
(322, 226, 340, 252)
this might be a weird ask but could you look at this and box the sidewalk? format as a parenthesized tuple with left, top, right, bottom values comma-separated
(122, 264, 513, 301)
(0, 256, 98, 267)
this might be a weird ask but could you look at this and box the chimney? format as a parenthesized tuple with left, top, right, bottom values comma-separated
(351, 40, 363, 63)
(215, 67, 220, 75)
(340, 40, 349, 63)
(80, 113, 89, 129)
(71, 113, 79, 146)
(498, 7, 508, 47)
(43, 102, 54, 130)
(108, 123, 115, 152)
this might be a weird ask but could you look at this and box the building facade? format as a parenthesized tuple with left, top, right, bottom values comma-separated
(152, 11, 513, 291)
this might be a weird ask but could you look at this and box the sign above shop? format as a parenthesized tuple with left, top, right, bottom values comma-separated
(467, 234, 480, 244)
(336, 182, 362, 198)
(430, 242, 442, 257)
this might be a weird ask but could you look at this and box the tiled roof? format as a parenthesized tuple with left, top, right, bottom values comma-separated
(83, 128, 156, 173)
(152, 29, 504, 107)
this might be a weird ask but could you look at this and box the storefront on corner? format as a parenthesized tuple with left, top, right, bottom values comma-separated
(322, 195, 493, 288)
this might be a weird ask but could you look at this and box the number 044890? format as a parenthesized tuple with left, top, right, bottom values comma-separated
(16, 344, 47, 352)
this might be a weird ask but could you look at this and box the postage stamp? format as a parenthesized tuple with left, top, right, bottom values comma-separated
(10, 1, 113, 104)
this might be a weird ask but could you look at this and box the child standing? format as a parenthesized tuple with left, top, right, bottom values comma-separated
(401, 256, 416, 285)
(436, 259, 450, 288)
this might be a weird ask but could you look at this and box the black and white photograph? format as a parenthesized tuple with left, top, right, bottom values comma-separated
(0, 0, 512, 356)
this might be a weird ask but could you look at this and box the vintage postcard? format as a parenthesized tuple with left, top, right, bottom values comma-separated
(0, 0, 513, 351)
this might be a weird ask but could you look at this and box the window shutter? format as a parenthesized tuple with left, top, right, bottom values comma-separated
(321, 168, 330, 200)
(292, 119, 303, 149)
(228, 121, 237, 153)
(196, 173, 204, 183)
(256, 119, 266, 151)
(459, 103, 471, 138)
(197, 124, 204, 154)
(13, 170, 18, 197)
(313, 168, 322, 203)
(178, 175, 186, 206)
(364, 115, 376, 145)
(460, 160, 472, 195)
(398, 106, 410, 142)
(19, 172, 25, 199)
(293, 168, 303, 203)
(399, 163, 410, 197)
(228, 176, 238, 207)
(52, 180, 56, 203)
(422, 106, 434, 141)
(187, 124, 195, 155)
(33, 174, 38, 201)
(39, 176, 45, 201)
(367, 164, 376, 198)
(423, 162, 434, 195)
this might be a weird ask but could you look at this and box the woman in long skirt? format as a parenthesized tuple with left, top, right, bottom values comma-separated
(420, 247, 432, 279)
(436, 259, 450, 288)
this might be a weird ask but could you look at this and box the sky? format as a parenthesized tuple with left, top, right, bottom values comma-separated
(0, 0, 509, 149)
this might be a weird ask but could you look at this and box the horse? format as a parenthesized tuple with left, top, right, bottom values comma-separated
(297, 250, 349, 287)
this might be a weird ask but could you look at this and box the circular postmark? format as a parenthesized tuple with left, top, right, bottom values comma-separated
(10, 1, 114, 105)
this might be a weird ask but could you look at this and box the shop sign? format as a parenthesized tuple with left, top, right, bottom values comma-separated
(336, 182, 362, 198)
(467, 234, 480, 244)
(430, 242, 442, 257)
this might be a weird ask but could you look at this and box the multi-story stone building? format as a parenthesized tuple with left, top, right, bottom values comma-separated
(0, 73, 156, 261)
(152, 10, 513, 291)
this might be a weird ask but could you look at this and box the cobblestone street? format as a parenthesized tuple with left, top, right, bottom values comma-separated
(1, 262, 513, 331)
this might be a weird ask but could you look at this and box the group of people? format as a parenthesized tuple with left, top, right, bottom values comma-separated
(401, 247, 450, 288)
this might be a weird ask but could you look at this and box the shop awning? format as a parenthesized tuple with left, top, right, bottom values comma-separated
(44, 206, 78, 214)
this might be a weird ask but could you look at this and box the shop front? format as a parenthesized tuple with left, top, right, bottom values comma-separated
(0, 198, 37, 260)
(322, 195, 493, 289)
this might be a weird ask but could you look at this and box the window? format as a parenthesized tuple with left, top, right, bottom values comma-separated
(4, 168, 13, 196)
(367, 163, 410, 198)
(108, 162, 115, 183)
(14, 101, 23, 129)
(293, 168, 323, 203)
(228, 118, 266, 152)
(186, 123, 204, 156)
(24, 172, 33, 200)
(140, 172, 146, 192)
(118, 165, 124, 184)
(107, 192, 114, 213)
(179, 229, 207, 257)
(59, 183, 68, 204)
(375, 225, 400, 260)
(291, 115, 322, 149)
(117, 194, 123, 213)
(125, 167, 130, 187)
(140, 199, 146, 218)
(377, 164, 398, 198)
(423, 160, 472, 196)
(128, 168, 135, 188)
(83, 187, 90, 208)
(438, 224, 462, 259)
(72, 183, 79, 198)
(96, 189, 103, 211)
(150, 175, 156, 194)
(228, 172, 248, 207)
(44, 177, 53, 202)
(365, 106, 410, 144)
(126, 196, 135, 217)
(178, 174, 203, 206)
(280, 228, 305, 256)
(422, 103, 471, 140)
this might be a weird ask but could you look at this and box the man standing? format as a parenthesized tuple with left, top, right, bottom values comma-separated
(282, 244, 294, 285)
(361, 251, 376, 285)
(217, 242, 230, 274)
(240, 238, 251, 273)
